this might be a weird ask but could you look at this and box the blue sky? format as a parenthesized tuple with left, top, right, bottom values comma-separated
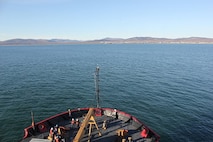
(0, 0, 213, 41)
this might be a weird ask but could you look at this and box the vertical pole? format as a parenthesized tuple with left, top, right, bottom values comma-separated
(94, 66, 100, 108)
(31, 111, 35, 130)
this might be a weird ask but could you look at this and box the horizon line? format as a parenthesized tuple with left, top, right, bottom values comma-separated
(1, 36, 213, 42)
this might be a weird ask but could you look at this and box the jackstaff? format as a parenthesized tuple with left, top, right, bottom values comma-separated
(94, 66, 100, 108)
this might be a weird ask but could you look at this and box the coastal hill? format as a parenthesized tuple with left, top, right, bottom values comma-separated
(0, 37, 213, 46)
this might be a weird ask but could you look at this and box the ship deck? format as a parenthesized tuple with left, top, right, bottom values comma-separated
(20, 108, 159, 142)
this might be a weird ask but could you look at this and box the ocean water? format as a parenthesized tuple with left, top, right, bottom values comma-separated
(0, 44, 213, 142)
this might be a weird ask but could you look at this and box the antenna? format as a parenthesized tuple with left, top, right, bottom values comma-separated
(94, 66, 100, 108)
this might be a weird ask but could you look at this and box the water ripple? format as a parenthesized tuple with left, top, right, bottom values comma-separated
(0, 44, 213, 141)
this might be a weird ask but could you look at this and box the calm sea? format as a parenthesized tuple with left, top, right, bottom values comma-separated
(0, 44, 213, 142)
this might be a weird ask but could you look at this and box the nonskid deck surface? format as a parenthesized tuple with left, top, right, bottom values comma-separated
(75, 115, 142, 142)
(22, 114, 155, 142)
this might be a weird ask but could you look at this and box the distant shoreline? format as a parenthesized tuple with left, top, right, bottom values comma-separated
(1, 37, 213, 46)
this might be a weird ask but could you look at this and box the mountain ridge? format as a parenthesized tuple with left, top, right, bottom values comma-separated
(0, 37, 213, 45)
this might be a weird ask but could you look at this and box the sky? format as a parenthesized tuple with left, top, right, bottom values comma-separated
(0, 0, 213, 41)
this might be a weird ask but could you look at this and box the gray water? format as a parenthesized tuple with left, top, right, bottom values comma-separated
(0, 44, 213, 142)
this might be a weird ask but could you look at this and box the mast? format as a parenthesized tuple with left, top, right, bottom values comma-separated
(94, 66, 100, 108)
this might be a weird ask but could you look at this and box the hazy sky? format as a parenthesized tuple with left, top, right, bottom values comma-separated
(0, 0, 212, 40)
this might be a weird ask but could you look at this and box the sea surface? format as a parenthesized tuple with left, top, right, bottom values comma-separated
(0, 44, 213, 142)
